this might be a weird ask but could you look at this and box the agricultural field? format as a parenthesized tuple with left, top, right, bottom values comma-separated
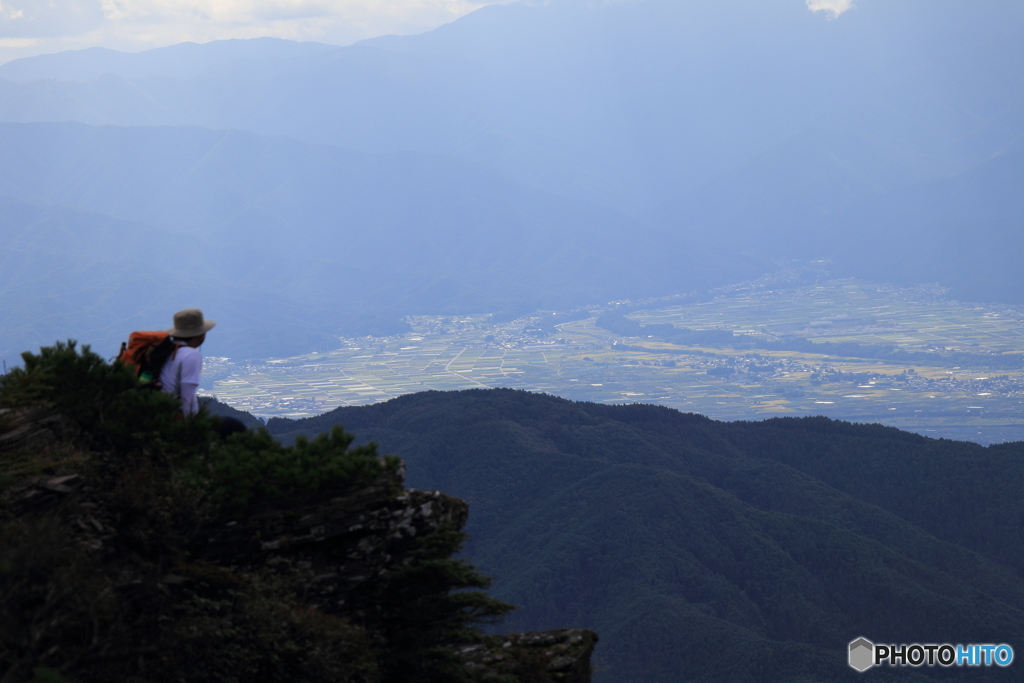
(204, 280, 1024, 444)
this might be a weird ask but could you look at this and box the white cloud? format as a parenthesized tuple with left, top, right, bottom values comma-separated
(0, 0, 504, 64)
(806, 0, 855, 20)
(0, 2, 25, 20)
(93, 0, 494, 38)
(0, 0, 108, 38)
(93, 0, 499, 49)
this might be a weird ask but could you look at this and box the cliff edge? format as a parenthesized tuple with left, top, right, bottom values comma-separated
(0, 342, 596, 683)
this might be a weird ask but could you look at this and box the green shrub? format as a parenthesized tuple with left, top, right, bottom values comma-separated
(1, 341, 512, 683)
(194, 425, 401, 512)
(0, 340, 219, 461)
(361, 522, 515, 683)
(0, 340, 138, 421)
(78, 565, 380, 683)
(0, 518, 118, 682)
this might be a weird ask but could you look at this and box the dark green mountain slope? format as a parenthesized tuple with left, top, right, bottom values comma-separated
(267, 389, 1024, 682)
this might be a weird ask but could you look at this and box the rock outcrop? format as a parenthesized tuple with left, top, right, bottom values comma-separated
(194, 473, 466, 617)
(193, 472, 597, 682)
(458, 629, 599, 683)
(1, 405, 597, 682)
(0, 406, 71, 451)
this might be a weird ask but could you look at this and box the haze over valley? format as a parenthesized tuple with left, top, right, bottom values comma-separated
(4, 2, 1024, 681)
(2, 0, 1022, 444)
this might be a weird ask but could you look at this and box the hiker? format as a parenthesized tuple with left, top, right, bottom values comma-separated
(161, 308, 216, 416)
(119, 308, 246, 437)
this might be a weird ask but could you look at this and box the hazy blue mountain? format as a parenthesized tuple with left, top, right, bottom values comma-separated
(266, 388, 1024, 682)
(0, 194, 373, 364)
(0, 37, 338, 83)
(821, 150, 1024, 303)
(374, 0, 1024, 219)
(0, 122, 760, 365)
(0, 44, 497, 186)
(3, 0, 1023, 361)
(648, 138, 1024, 301)
(2, 0, 1019, 216)
(647, 123, 937, 253)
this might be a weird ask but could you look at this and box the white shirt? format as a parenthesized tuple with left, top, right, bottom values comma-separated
(159, 344, 202, 415)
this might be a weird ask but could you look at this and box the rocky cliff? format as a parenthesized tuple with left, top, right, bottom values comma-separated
(0, 343, 597, 683)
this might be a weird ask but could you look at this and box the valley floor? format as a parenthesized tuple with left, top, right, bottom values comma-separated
(204, 279, 1024, 445)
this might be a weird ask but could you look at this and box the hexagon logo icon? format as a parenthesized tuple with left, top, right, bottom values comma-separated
(849, 637, 874, 672)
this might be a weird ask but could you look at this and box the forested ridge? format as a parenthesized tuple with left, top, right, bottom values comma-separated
(270, 389, 1024, 682)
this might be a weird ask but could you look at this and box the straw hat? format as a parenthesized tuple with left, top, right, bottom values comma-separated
(168, 308, 217, 338)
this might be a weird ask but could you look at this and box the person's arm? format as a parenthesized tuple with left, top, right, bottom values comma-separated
(179, 381, 199, 416)
(178, 349, 203, 416)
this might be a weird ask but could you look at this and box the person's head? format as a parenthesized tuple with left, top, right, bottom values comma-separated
(168, 308, 216, 345)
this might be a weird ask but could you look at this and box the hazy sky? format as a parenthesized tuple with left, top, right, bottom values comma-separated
(0, 0, 504, 63)
(0, 0, 855, 65)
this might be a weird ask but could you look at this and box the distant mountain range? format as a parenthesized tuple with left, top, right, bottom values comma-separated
(1, 0, 1022, 361)
(265, 388, 1024, 682)
(0, 38, 338, 83)
(657, 145, 1024, 304)
(2, 0, 1020, 214)
(0, 122, 758, 363)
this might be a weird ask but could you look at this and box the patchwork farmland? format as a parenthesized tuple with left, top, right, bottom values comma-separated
(206, 280, 1024, 444)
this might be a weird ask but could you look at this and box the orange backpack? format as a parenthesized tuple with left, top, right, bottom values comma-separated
(118, 331, 181, 389)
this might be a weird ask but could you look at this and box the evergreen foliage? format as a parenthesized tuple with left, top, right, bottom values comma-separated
(271, 388, 1024, 683)
(0, 340, 216, 459)
(0, 343, 512, 683)
(359, 522, 514, 683)
(192, 426, 401, 512)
